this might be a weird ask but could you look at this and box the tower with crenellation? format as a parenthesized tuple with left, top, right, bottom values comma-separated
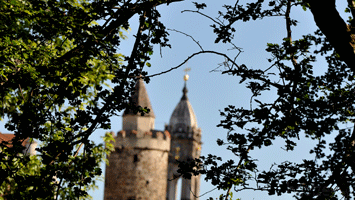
(104, 72, 201, 200)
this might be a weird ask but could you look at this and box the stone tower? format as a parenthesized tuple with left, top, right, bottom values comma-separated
(104, 78, 171, 200)
(166, 74, 202, 200)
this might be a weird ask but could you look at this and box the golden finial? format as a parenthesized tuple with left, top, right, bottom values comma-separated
(183, 67, 191, 82)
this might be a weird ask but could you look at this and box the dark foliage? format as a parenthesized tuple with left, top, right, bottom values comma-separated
(178, 1, 355, 199)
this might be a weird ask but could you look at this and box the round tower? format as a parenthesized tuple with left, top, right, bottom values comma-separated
(166, 71, 202, 200)
(104, 130, 170, 200)
(104, 78, 170, 200)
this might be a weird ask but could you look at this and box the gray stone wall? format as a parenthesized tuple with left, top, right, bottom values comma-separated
(104, 130, 170, 200)
(122, 115, 155, 134)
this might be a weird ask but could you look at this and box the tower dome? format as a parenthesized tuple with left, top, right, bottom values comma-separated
(169, 83, 198, 134)
(168, 73, 201, 140)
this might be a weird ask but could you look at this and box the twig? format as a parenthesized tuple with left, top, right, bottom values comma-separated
(18, 84, 25, 100)
(198, 187, 218, 198)
(145, 50, 240, 78)
(224, 142, 254, 200)
(168, 28, 204, 51)
(182, 9, 224, 26)
(73, 143, 84, 157)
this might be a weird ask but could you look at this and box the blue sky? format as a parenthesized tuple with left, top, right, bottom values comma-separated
(0, 0, 351, 200)
(95, 1, 351, 199)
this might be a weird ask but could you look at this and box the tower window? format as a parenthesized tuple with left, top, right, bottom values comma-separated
(115, 147, 122, 153)
(133, 154, 138, 162)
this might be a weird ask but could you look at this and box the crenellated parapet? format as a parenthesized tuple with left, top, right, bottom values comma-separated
(112, 129, 170, 152)
(105, 129, 171, 200)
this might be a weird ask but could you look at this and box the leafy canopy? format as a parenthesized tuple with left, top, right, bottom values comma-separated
(0, 0, 181, 199)
(177, 1, 355, 200)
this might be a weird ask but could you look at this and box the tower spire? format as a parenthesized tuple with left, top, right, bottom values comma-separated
(122, 77, 155, 133)
(181, 67, 190, 100)
(123, 77, 155, 117)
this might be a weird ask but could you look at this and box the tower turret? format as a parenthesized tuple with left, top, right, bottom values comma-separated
(166, 71, 202, 200)
(122, 78, 155, 133)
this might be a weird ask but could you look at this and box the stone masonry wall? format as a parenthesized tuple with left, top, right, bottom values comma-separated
(104, 130, 170, 200)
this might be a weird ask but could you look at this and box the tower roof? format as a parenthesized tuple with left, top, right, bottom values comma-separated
(0, 132, 29, 147)
(123, 78, 155, 117)
(169, 80, 198, 130)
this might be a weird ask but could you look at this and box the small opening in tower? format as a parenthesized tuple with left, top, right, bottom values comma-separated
(133, 154, 138, 162)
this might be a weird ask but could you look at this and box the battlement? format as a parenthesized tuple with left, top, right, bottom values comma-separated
(112, 129, 171, 151)
(116, 129, 170, 140)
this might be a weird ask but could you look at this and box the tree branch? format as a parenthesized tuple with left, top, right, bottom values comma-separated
(146, 50, 240, 78)
(168, 28, 204, 51)
(57, 0, 184, 64)
(306, 0, 355, 69)
(181, 9, 224, 26)
(286, 0, 300, 140)
(285, 0, 298, 68)
(224, 141, 254, 200)
(76, 12, 147, 144)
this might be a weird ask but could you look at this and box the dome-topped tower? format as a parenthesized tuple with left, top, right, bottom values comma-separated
(166, 71, 202, 200)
